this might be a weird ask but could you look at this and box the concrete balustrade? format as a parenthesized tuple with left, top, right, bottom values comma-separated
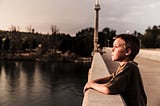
(102, 47, 160, 62)
(138, 49, 160, 61)
(82, 53, 125, 106)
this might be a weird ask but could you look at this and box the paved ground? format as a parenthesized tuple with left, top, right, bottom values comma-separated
(135, 56, 160, 106)
(102, 49, 160, 106)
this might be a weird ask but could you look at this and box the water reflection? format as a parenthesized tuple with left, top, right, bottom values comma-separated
(0, 61, 90, 106)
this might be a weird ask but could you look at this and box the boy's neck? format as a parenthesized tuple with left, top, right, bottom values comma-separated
(119, 61, 128, 66)
(118, 58, 132, 66)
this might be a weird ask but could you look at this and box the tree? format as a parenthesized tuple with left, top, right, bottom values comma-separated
(0, 36, 2, 50)
(50, 25, 59, 35)
(3, 36, 10, 50)
(142, 25, 160, 48)
(59, 34, 72, 53)
(73, 27, 94, 56)
(26, 25, 35, 33)
(100, 27, 116, 47)
(9, 25, 20, 32)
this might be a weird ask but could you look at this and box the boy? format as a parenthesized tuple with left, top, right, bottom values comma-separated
(83, 34, 147, 106)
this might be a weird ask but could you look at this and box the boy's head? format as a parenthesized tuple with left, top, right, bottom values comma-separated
(112, 34, 140, 61)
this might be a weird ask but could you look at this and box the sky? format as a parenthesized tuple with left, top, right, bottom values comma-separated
(0, 0, 160, 36)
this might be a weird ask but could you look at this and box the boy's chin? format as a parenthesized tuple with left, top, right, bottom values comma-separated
(111, 58, 116, 61)
(111, 57, 119, 61)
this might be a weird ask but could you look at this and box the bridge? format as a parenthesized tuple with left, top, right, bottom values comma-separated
(83, 48, 160, 106)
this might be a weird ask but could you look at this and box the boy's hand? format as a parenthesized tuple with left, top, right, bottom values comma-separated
(83, 82, 92, 94)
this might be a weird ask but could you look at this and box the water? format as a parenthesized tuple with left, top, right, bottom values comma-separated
(0, 61, 90, 106)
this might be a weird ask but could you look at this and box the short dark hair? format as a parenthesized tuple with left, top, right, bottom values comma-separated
(115, 34, 140, 60)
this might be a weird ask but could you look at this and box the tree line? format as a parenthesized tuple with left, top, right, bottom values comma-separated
(0, 25, 160, 57)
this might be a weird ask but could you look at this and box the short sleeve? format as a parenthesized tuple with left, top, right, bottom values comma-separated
(105, 62, 137, 94)
(105, 73, 128, 94)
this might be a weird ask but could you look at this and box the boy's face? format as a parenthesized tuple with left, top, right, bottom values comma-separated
(111, 38, 128, 61)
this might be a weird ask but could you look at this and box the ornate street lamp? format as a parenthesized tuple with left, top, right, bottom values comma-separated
(93, 0, 101, 54)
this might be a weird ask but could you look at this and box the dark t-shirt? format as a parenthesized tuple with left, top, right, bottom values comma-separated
(105, 61, 147, 106)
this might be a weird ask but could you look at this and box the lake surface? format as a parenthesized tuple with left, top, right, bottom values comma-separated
(0, 61, 90, 106)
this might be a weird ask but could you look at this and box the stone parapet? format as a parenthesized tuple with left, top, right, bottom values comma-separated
(138, 49, 160, 61)
(103, 47, 160, 62)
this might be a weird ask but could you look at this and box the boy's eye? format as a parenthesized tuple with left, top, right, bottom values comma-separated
(113, 44, 126, 48)
(113, 45, 118, 48)
(114, 45, 119, 47)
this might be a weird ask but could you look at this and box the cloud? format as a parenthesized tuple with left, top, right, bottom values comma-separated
(149, 1, 160, 8)
(0, 0, 160, 35)
(99, 0, 160, 34)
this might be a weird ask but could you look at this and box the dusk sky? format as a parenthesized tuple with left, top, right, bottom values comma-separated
(0, 0, 160, 36)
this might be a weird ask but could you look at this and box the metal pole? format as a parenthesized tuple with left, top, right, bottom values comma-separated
(93, 0, 100, 54)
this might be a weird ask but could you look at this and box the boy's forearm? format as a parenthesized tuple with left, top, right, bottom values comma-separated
(92, 75, 112, 84)
(84, 75, 112, 94)
(86, 82, 110, 94)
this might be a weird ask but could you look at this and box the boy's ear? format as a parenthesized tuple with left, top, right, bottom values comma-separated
(125, 48, 131, 56)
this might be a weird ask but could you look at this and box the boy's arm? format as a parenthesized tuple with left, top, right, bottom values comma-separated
(83, 75, 112, 94)
(92, 75, 112, 84)
(83, 82, 110, 94)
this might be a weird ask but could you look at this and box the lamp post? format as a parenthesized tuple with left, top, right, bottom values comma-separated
(93, 0, 101, 54)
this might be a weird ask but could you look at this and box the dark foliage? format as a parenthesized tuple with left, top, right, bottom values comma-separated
(0, 25, 159, 57)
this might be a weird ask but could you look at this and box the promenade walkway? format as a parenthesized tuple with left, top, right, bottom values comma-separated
(135, 57, 160, 106)
(102, 48, 160, 106)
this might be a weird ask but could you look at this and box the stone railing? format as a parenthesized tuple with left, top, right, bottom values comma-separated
(138, 49, 160, 61)
(103, 47, 160, 62)
(82, 53, 125, 106)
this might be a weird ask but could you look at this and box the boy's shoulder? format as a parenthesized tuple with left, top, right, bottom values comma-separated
(124, 61, 139, 71)
(128, 61, 138, 66)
